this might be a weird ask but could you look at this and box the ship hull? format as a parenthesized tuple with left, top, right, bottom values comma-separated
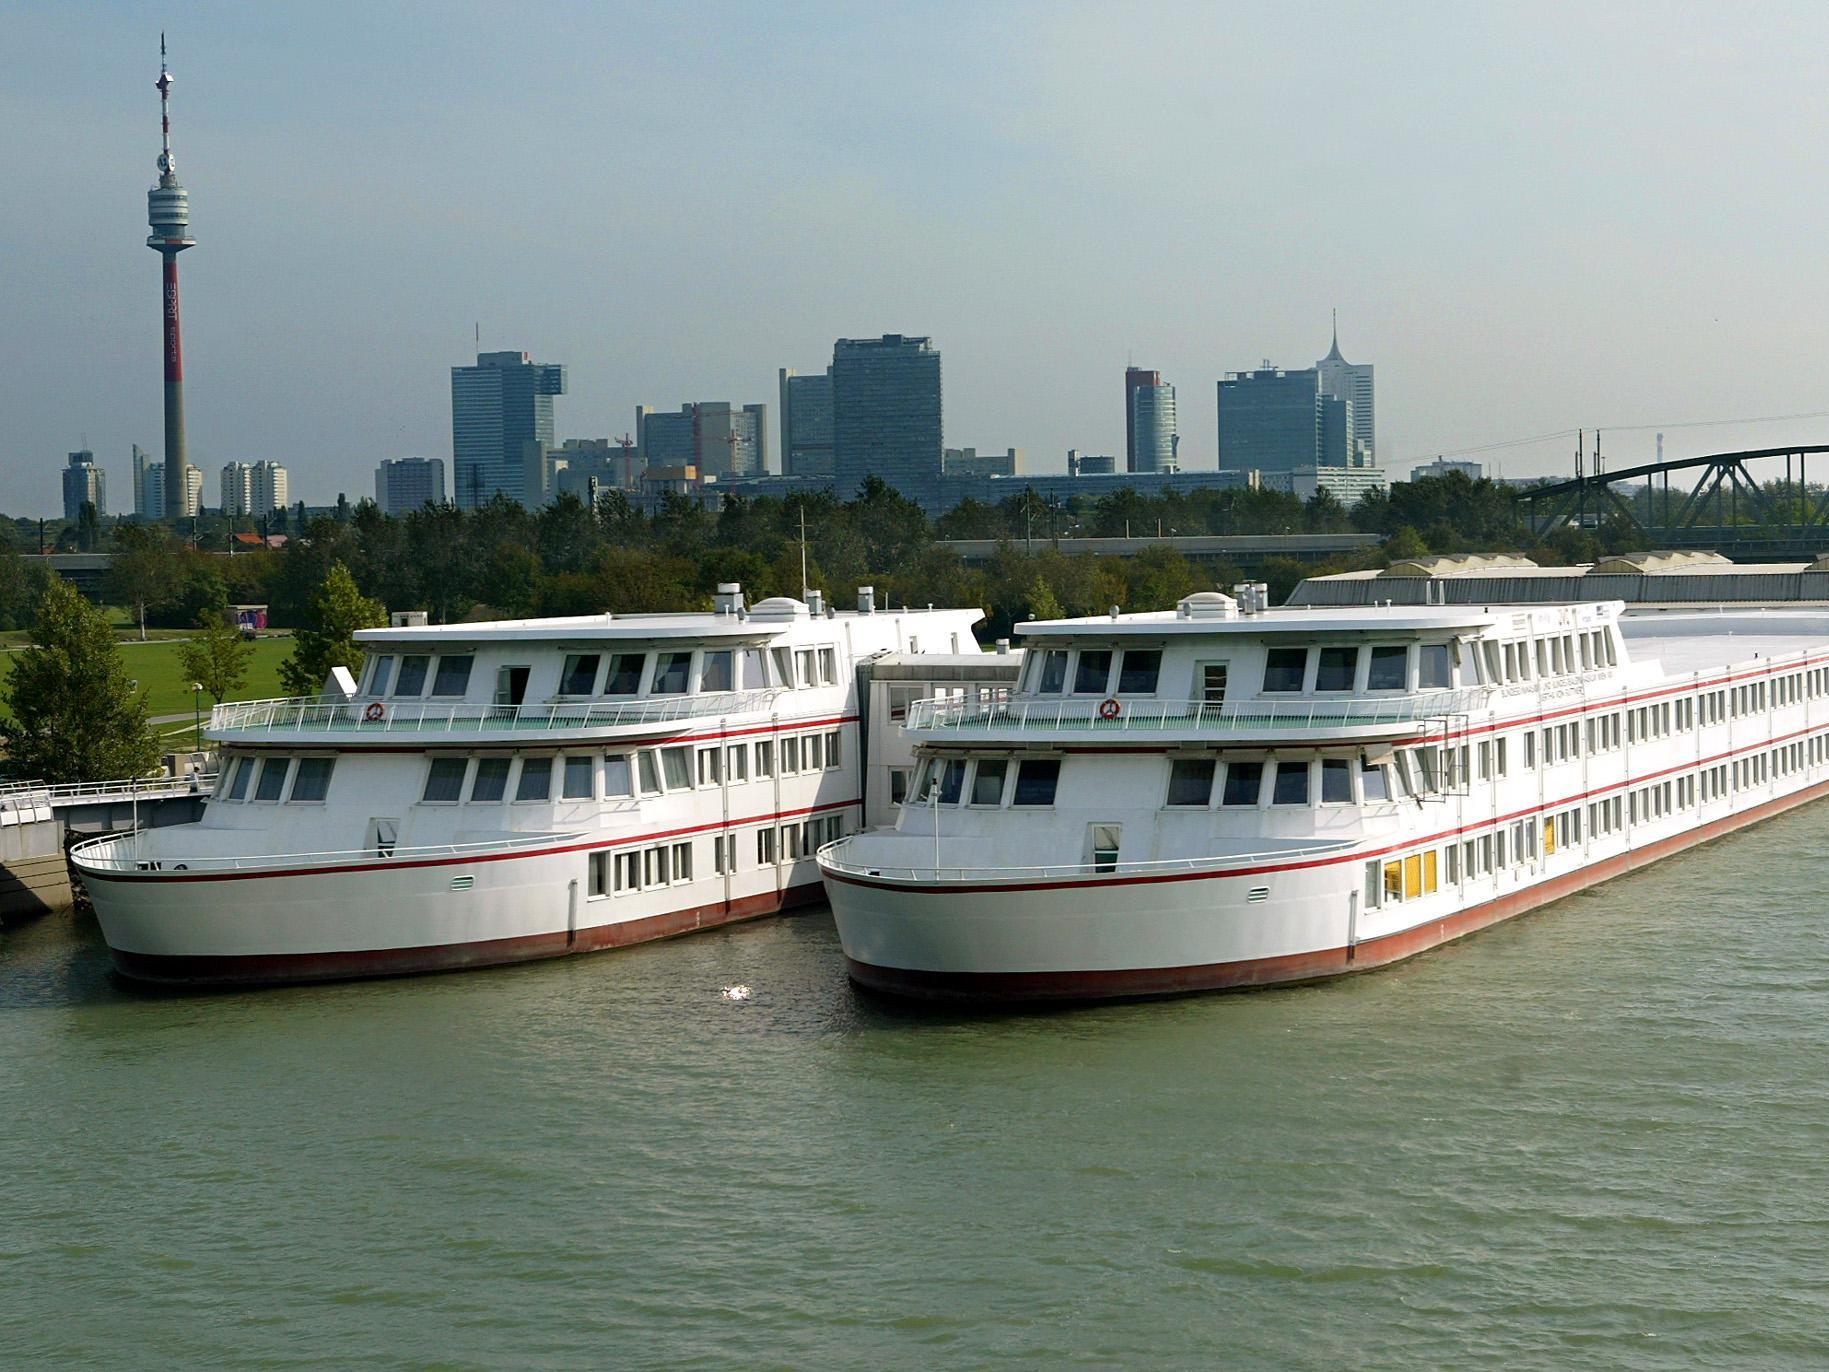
(832, 774, 1829, 1005)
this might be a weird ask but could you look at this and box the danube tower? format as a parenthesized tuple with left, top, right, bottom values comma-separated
(147, 36, 196, 523)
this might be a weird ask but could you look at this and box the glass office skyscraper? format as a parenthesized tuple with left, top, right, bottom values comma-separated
(832, 335, 942, 503)
(451, 351, 567, 508)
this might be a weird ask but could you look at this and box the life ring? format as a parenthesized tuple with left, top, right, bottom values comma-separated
(1098, 697, 1122, 721)
(363, 702, 386, 722)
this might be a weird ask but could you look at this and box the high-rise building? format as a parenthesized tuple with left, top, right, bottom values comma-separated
(132, 443, 155, 518)
(634, 403, 769, 480)
(943, 447, 1022, 478)
(1316, 318, 1375, 462)
(146, 38, 197, 524)
(220, 462, 252, 516)
(62, 451, 107, 521)
(375, 457, 448, 515)
(1125, 368, 1179, 473)
(146, 462, 202, 518)
(451, 350, 567, 508)
(219, 460, 288, 517)
(779, 368, 835, 479)
(1217, 365, 1324, 473)
(831, 334, 942, 502)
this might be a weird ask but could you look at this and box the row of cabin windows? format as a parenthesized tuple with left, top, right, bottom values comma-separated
(365, 644, 840, 703)
(420, 731, 843, 804)
(1262, 642, 1453, 694)
(903, 757, 1062, 809)
(217, 755, 336, 804)
(586, 814, 850, 896)
(1023, 648, 1163, 698)
(1365, 731, 1829, 911)
(1476, 628, 1618, 687)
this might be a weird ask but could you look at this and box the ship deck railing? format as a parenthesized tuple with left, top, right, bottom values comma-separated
(815, 836, 1358, 885)
(208, 689, 786, 738)
(902, 690, 1487, 735)
(69, 828, 578, 877)
(0, 774, 217, 808)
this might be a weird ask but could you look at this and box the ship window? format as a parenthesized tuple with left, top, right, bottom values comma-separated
(890, 768, 910, 805)
(395, 655, 430, 697)
(660, 747, 692, 790)
(970, 759, 1008, 806)
(754, 740, 774, 778)
(1367, 646, 1408, 691)
(589, 852, 610, 897)
(1221, 761, 1264, 806)
(781, 736, 800, 773)
(1364, 860, 1383, 909)
(909, 758, 935, 803)
(422, 757, 467, 803)
(1166, 758, 1216, 807)
(368, 656, 394, 696)
(739, 649, 766, 689)
(756, 828, 777, 865)
(1384, 860, 1404, 901)
(1272, 760, 1311, 806)
(1482, 641, 1501, 683)
(563, 755, 594, 799)
(826, 730, 842, 768)
(223, 756, 254, 801)
(1036, 650, 1069, 694)
(1263, 649, 1307, 692)
(1315, 647, 1357, 692)
(1012, 759, 1061, 807)
(700, 650, 734, 693)
(254, 757, 292, 803)
(805, 734, 824, 771)
(1460, 641, 1482, 685)
(770, 646, 795, 687)
(795, 649, 816, 687)
(603, 654, 645, 695)
(1360, 758, 1390, 802)
(431, 655, 474, 698)
(938, 759, 968, 805)
(652, 653, 692, 694)
(469, 757, 511, 803)
(638, 751, 662, 795)
(726, 744, 748, 782)
(516, 757, 553, 802)
(603, 753, 633, 797)
(697, 747, 722, 786)
(290, 757, 335, 803)
(1091, 824, 1121, 874)
(560, 654, 601, 695)
(1073, 650, 1113, 695)
(1321, 758, 1352, 804)
(818, 647, 837, 684)
(672, 841, 693, 882)
(1419, 644, 1451, 689)
(1118, 650, 1162, 694)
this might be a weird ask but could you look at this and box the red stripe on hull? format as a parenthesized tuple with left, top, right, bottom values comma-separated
(110, 880, 825, 989)
(846, 775, 1829, 1005)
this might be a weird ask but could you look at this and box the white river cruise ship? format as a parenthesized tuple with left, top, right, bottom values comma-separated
(72, 587, 982, 985)
(819, 588, 1829, 1002)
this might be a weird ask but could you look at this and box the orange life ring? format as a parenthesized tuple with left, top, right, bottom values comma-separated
(363, 702, 386, 722)
(1098, 697, 1122, 720)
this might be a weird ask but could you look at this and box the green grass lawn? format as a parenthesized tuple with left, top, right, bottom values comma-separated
(120, 635, 293, 716)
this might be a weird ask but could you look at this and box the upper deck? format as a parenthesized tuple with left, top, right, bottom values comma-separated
(903, 592, 1625, 747)
(210, 591, 983, 748)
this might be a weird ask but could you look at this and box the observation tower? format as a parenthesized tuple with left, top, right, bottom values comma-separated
(147, 35, 196, 523)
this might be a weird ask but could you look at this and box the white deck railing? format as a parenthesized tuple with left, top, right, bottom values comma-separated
(0, 774, 216, 807)
(902, 690, 1485, 734)
(210, 689, 784, 737)
(814, 836, 1357, 884)
(69, 828, 575, 876)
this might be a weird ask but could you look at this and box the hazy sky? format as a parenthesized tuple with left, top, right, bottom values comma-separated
(9, 0, 1829, 511)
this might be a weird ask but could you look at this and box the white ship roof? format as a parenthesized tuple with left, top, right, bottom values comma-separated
(1017, 605, 1504, 638)
(357, 605, 971, 646)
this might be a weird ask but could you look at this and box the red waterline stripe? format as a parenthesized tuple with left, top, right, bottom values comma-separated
(80, 796, 862, 885)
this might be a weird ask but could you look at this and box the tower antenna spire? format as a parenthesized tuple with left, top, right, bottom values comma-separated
(148, 33, 197, 524)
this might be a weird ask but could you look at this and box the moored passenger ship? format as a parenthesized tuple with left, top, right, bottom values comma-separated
(819, 588, 1829, 1002)
(72, 586, 983, 985)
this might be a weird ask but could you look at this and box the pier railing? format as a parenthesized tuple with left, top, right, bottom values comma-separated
(815, 836, 1357, 885)
(902, 690, 1485, 735)
(209, 689, 784, 738)
(69, 828, 575, 876)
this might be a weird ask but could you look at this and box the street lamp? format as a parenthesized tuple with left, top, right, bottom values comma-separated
(191, 682, 203, 750)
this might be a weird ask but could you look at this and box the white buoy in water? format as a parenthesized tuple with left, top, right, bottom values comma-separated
(720, 984, 751, 1001)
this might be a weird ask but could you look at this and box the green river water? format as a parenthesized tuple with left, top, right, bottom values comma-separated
(4, 805, 1829, 1369)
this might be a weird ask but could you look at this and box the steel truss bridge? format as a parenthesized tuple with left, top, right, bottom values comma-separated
(1519, 444, 1829, 560)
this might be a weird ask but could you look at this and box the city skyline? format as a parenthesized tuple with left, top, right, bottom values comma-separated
(10, 5, 1829, 511)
